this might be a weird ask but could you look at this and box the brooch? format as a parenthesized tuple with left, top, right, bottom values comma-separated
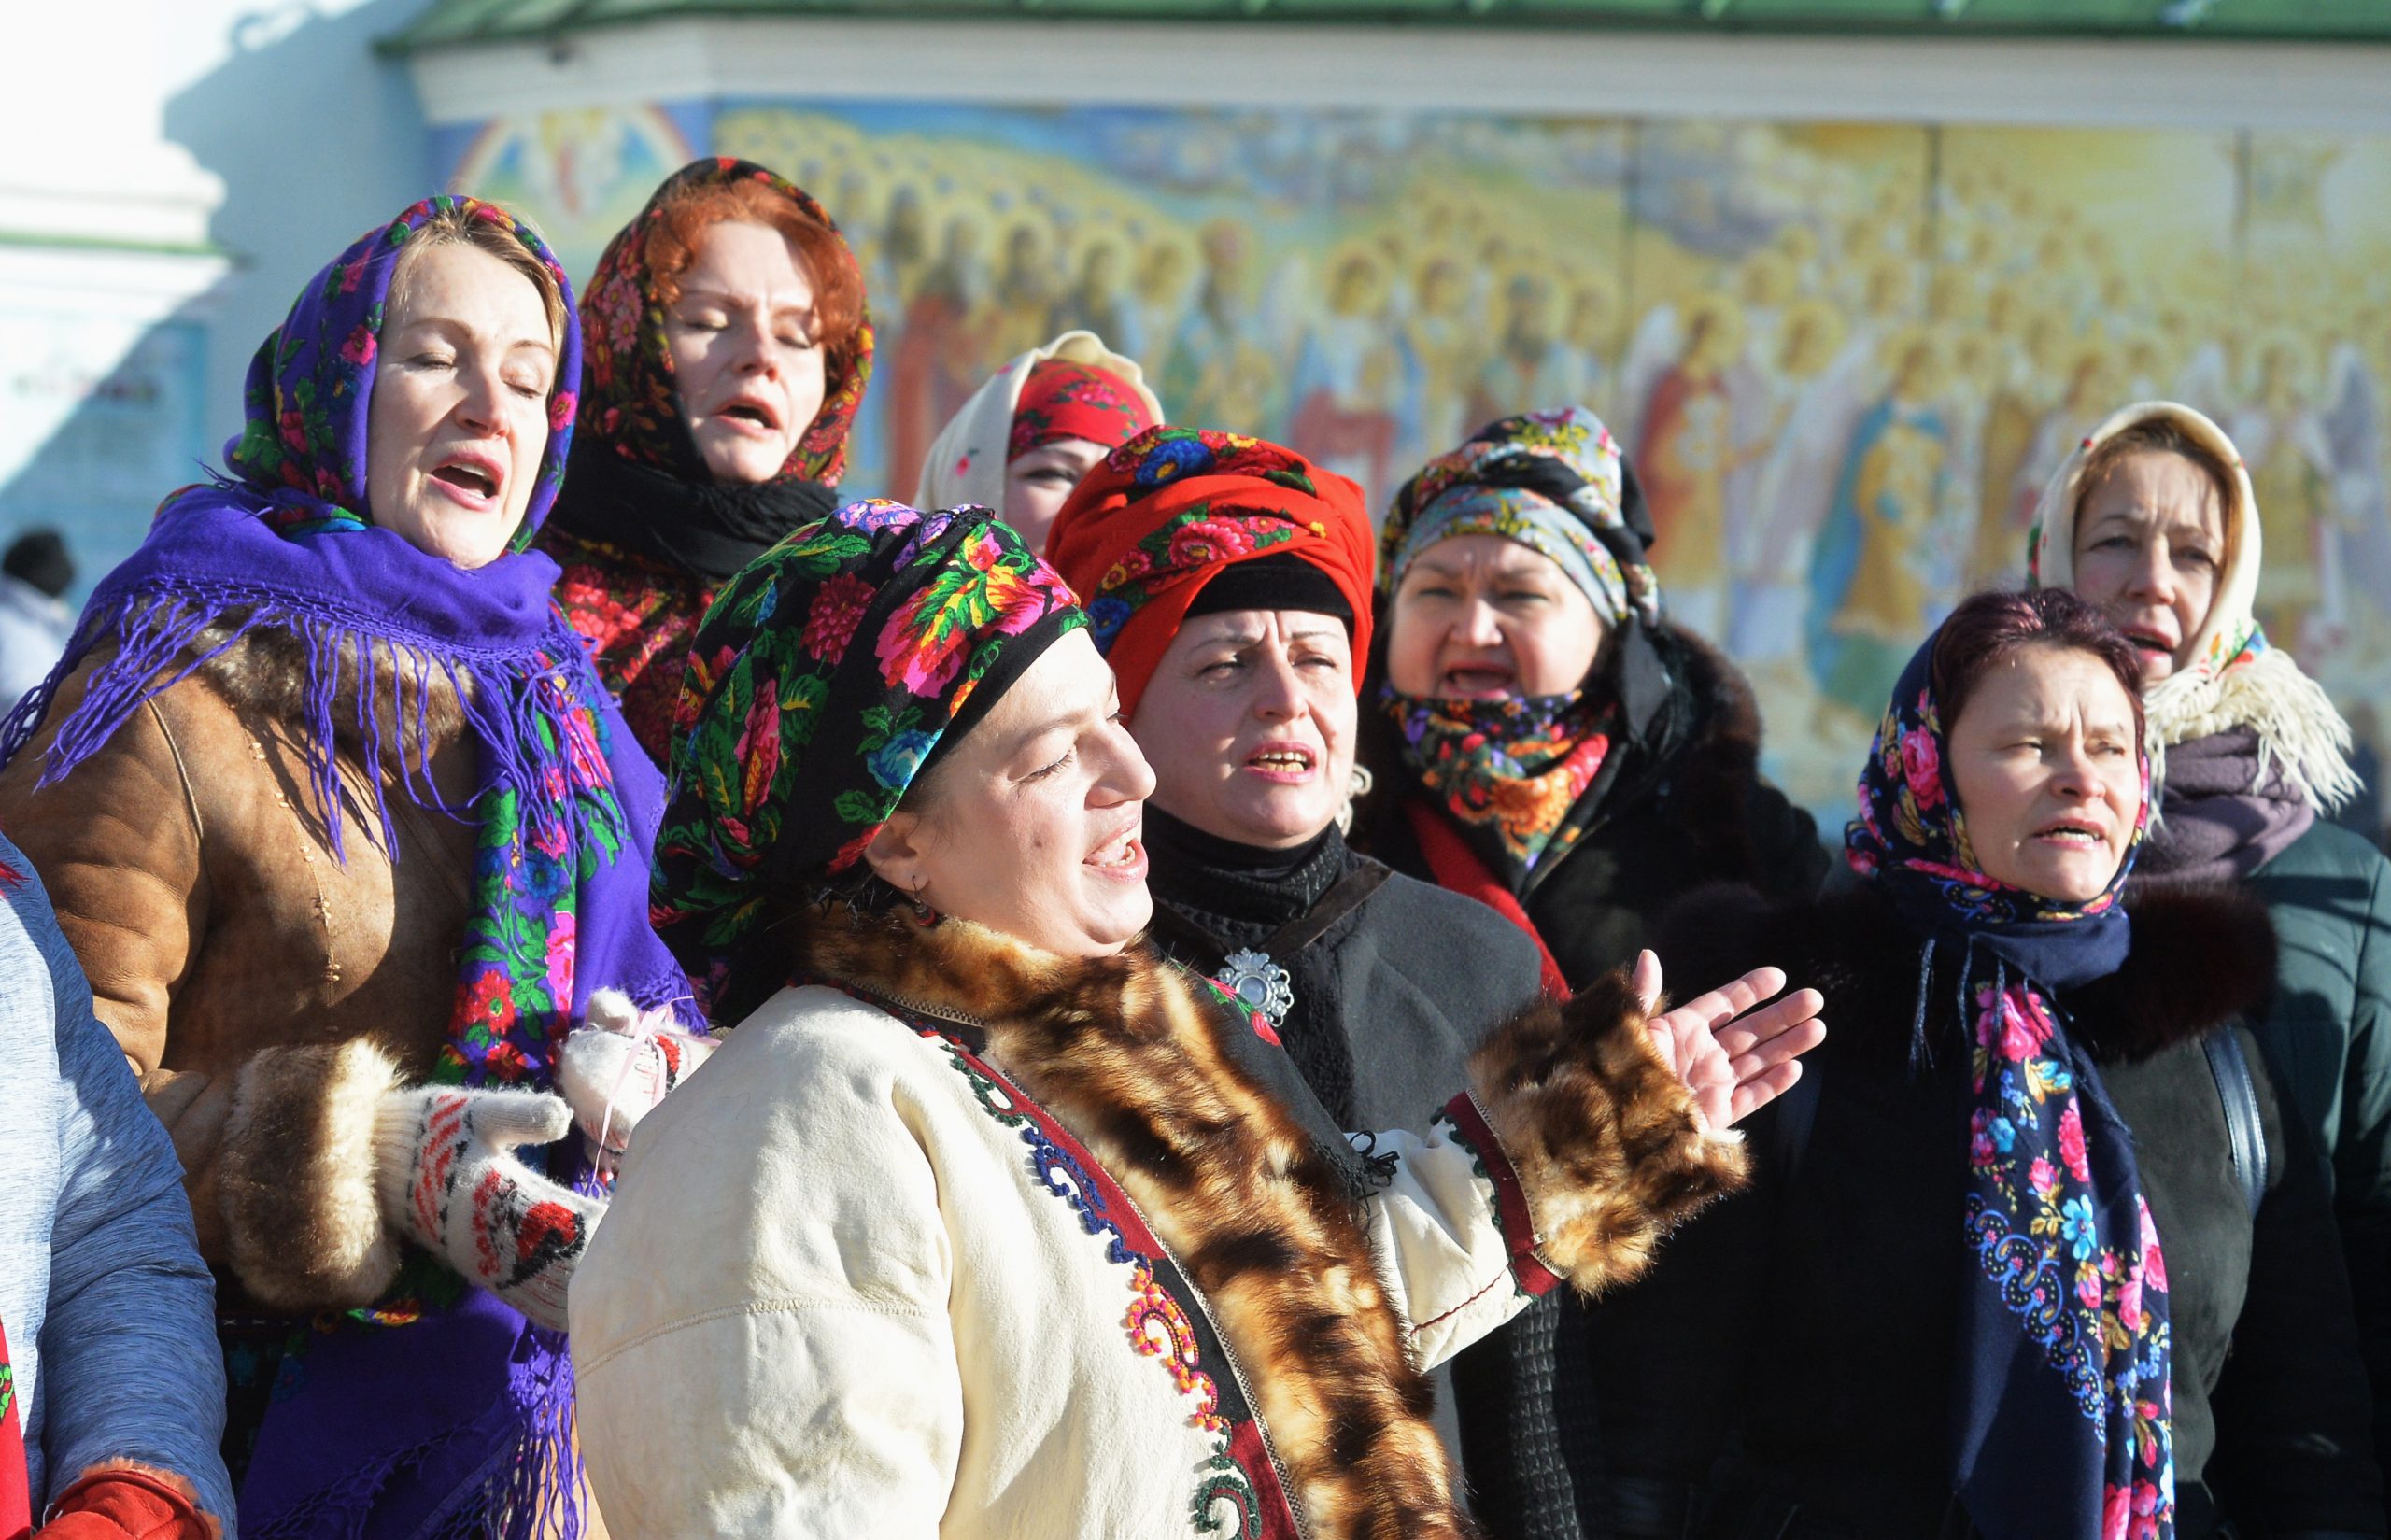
(1216, 947, 1295, 1027)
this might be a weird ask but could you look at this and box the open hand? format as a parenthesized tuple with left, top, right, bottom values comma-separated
(1632, 949, 1825, 1132)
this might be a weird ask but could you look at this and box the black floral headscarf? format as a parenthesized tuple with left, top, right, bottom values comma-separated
(652, 501, 1086, 1006)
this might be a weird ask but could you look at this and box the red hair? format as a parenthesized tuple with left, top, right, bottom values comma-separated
(643, 177, 867, 386)
(1931, 588, 2146, 741)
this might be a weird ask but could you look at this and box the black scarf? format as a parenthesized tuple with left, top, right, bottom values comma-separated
(550, 436, 838, 584)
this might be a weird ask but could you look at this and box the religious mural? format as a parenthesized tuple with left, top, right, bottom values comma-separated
(439, 102, 2391, 822)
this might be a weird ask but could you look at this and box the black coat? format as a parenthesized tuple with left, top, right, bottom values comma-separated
(1141, 817, 1556, 1511)
(1358, 627, 1830, 995)
(1575, 882, 2384, 1540)
(1353, 628, 1831, 1539)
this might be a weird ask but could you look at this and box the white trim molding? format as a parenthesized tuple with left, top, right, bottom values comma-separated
(406, 14, 2391, 134)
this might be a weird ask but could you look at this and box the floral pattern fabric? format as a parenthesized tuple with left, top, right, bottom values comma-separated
(1380, 684, 1616, 888)
(652, 501, 1086, 999)
(544, 529, 712, 768)
(1007, 357, 1158, 461)
(577, 157, 873, 488)
(1044, 426, 1375, 714)
(227, 197, 578, 549)
(1848, 633, 2171, 1540)
(1380, 406, 1658, 629)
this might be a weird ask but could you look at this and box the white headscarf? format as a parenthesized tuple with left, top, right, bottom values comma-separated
(917, 330, 1162, 538)
(2028, 398, 2358, 811)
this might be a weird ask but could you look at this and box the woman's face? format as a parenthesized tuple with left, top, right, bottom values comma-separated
(665, 219, 828, 483)
(2069, 448, 2226, 685)
(1131, 609, 1355, 851)
(1946, 643, 2142, 904)
(1003, 436, 1111, 552)
(1385, 533, 1605, 699)
(364, 242, 558, 568)
(866, 629, 1157, 959)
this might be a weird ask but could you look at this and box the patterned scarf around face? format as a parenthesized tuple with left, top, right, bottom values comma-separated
(1382, 406, 1659, 633)
(0, 197, 693, 1540)
(1847, 632, 2172, 1540)
(653, 500, 1086, 1015)
(1379, 684, 1616, 891)
(573, 157, 873, 490)
(2027, 399, 2358, 813)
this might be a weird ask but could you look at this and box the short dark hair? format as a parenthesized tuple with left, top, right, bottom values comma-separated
(2, 530, 70, 599)
(1931, 587, 2145, 742)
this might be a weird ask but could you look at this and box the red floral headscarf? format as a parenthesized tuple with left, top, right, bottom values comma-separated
(1045, 427, 1374, 715)
(577, 157, 873, 487)
(1008, 358, 1158, 461)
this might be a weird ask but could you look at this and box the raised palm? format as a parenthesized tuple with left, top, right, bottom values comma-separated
(1631, 949, 1826, 1132)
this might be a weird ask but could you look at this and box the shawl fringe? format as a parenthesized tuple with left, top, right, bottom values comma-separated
(0, 585, 625, 868)
(2146, 644, 2360, 815)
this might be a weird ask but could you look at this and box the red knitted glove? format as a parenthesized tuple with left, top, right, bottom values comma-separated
(37, 1466, 212, 1540)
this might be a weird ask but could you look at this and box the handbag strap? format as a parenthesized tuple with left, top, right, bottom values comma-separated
(2201, 1027, 2271, 1220)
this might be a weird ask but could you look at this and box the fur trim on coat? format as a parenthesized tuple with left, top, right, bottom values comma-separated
(797, 905, 1747, 1539)
(192, 614, 471, 780)
(1648, 625, 1785, 887)
(217, 1036, 406, 1309)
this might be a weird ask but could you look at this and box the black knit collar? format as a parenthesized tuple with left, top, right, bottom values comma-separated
(1143, 807, 1347, 934)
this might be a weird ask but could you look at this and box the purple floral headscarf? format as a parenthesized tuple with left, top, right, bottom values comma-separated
(0, 195, 690, 1540)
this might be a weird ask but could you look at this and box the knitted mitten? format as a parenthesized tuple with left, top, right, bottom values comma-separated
(371, 1086, 600, 1333)
(558, 989, 718, 1158)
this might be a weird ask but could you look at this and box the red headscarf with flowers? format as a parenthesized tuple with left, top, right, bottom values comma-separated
(577, 158, 873, 487)
(1008, 359, 1158, 461)
(1044, 427, 1374, 715)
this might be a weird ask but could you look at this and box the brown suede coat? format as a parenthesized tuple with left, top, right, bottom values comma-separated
(0, 629, 476, 1287)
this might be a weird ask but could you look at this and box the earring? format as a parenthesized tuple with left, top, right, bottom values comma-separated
(905, 876, 941, 928)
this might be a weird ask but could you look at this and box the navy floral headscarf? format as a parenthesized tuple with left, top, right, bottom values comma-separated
(1850, 624, 2173, 1540)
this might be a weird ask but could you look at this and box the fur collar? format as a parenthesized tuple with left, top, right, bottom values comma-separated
(192, 614, 470, 773)
(795, 902, 1748, 1538)
(1655, 878, 2277, 1067)
(1627, 624, 1773, 877)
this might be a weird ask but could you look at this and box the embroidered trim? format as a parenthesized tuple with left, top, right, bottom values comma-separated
(892, 1013, 1294, 1540)
(1128, 1264, 1227, 1433)
(1439, 1092, 1563, 1297)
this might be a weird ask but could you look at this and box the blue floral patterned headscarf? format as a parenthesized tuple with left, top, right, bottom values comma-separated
(1849, 618, 2174, 1540)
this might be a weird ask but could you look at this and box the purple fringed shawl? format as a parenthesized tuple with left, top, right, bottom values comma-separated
(0, 197, 693, 1540)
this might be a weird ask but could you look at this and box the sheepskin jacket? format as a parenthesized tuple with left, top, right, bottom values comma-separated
(1575, 881, 2385, 1540)
(0, 628, 478, 1304)
(571, 905, 1748, 1540)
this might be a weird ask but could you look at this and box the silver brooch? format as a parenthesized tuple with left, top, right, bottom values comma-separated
(1217, 948, 1295, 1026)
